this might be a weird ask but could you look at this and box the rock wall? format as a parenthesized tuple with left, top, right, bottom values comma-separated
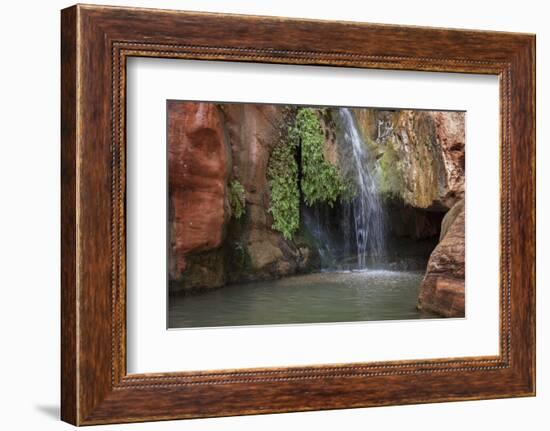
(353, 109, 466, 315)
(417, 199, 465, 317)
(167, 101, 231, 292)
(431, 111, 466, 206)
(223, 104, 284, 275)
(169, 103, 320, 293)
(354, 109, 465, 211)
(222, 104, 321, 282)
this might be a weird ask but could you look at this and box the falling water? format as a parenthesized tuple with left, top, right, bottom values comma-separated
(339, 108, 386, 268)
(300, 108, 387, 270)
(301, 204, 335, 268)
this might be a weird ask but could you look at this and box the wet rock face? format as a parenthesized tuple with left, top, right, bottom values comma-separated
(417, 199, 465, 317)
(354, 109, 465, 211)
(168, 101, 231, 284)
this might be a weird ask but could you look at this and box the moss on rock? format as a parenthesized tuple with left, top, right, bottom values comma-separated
(228, 179, 246, 219)
(378, 142, 406, 199)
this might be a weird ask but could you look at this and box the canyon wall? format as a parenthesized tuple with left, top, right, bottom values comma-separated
(221, 104, 320, 284)
(168, 102, 466, 313)
(354, 109, 465, 211)
(167, 101, 231, 292)
(350, 109, 465, 276)
(168, 102, 320, 294)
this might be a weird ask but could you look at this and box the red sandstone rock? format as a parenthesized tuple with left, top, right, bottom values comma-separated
(417, 199, 465, 317)
(167, 101, 230, 280)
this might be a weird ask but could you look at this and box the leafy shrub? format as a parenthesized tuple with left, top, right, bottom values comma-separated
(267, 108, 350, 241)
(267, 134, 300, 240)
(292, 108, 346, 206)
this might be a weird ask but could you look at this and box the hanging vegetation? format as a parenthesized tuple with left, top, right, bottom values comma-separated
(267, 131, 300, 240)
(292, 108, 347, 206)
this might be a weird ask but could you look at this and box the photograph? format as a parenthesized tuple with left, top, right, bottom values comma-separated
(167, 101, 466, 328)
(0, 0, 541, 428)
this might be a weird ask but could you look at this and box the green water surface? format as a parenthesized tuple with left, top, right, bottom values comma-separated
(168, 270, 439, 329)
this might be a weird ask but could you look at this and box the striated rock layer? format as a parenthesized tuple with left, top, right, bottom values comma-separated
(417, 199, 465, 317)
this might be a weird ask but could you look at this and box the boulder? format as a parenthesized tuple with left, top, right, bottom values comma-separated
(417, 199, 465, 317)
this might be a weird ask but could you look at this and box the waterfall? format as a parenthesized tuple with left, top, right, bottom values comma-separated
(300, 108, 386, 271)
(339, 108, 386, 268)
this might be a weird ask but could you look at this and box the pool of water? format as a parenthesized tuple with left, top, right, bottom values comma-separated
(168, 270, 439, 328)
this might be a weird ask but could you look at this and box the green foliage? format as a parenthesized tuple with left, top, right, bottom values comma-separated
(292, 108, 347, 206)
(267, 108, 351, 241)
(267, 134, 300, 241)
(229, 180, 246, 219)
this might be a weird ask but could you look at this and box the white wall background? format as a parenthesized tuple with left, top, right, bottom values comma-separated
(0, 0, 546, 429)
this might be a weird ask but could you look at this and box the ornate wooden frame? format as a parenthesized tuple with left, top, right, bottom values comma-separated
(61, 4, 536, 425)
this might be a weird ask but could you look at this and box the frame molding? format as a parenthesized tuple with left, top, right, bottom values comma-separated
(61, 4, 535, 425)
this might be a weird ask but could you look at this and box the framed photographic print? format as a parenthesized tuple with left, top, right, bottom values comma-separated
(61, 4, 535, 425)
